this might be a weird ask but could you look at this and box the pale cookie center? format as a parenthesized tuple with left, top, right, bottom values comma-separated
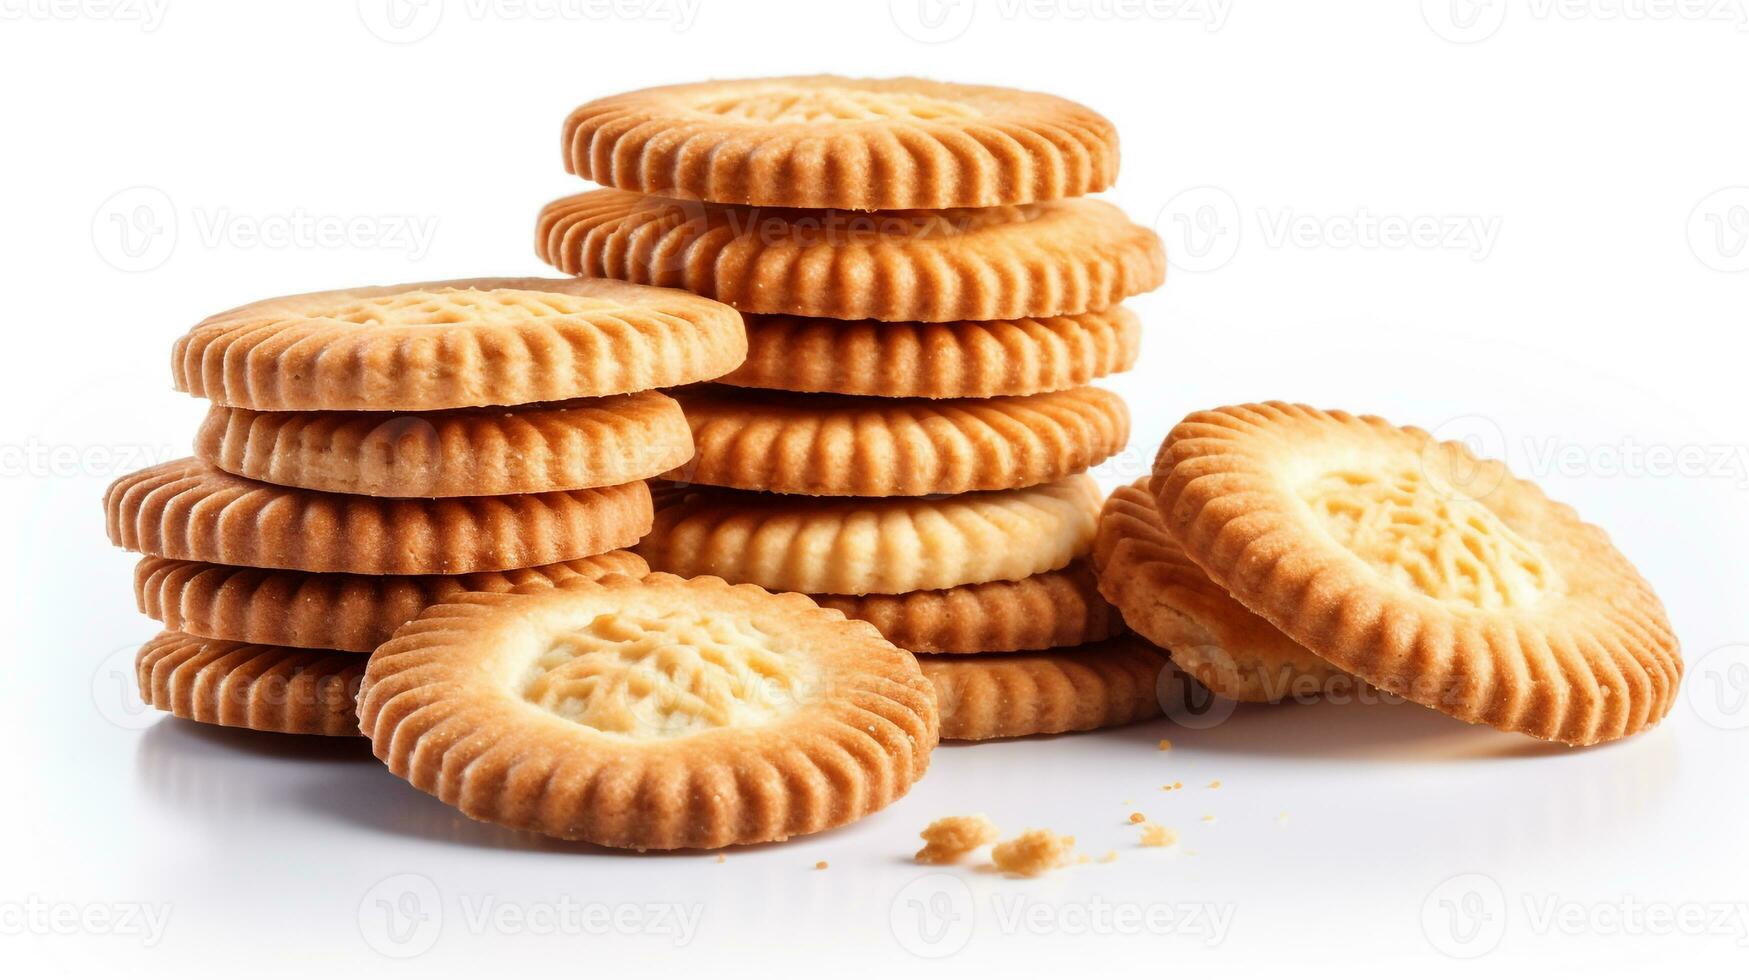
(306, 288, 634, 327)
(1299, 467, 1557, 609)
(688, 87, 984, 123)
(518, 611, 816, 739)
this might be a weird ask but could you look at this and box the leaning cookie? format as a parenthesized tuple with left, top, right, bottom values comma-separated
(671, 385, 1128, 496)
(919, 635, 1168, 741)
(1153, 402, 1683, 745)
(1092, 479, 1351, 702)
(195, 391, 692, 497)
(536, 190, 1164, 322)
(638, 475, 1102, 595)
(136, 631, 364, 737)
(722, 309, 1141, 399)
(105, 458, 650, 575)
(357, 575, 939, 849)
(135, 551, 648, 653)
(814, 562, 1122, 655)
(563, 76, 1119, 210)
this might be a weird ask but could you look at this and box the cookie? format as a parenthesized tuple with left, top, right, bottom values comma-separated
(1153, 402, 1683, 744)
(105, 458, 651, 575)
(195, 391, 691, 497)
(919, 635, 1167, 741)
(562, 75, 1119, 211)
(671, 385, 1128, 496)
(357, 574, 939, 849)
(535, 190, 1165, 322)
(1092, 479, 1351, 702)
(136, 631, 364, 737)
(173, 277, 745, 411)
(638, 475, 1102, 595)
(135, 551, 648, 653)
(814, 561, 1122, 655)
(722, 309, 1141, 399)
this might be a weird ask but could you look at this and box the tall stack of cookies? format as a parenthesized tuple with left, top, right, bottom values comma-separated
(104, 277, 745, 736)
(535, 76, 1171, 740)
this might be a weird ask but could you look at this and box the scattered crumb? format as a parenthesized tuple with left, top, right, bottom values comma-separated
(991, 829, 1077, 877)
(715, 854, 725, 864)
(1128, 812, 1146, 824)
(1122, 799, 1133, 806)
(1207, 780, 1222, 789)
(814, 860, 828, 870)
(915, 814, 1001, 865)
(1173, 782, 1183, 790)
(1277, 811, 1289, 826)
(1138, 822, 1178, 848)
(1201, 815, 1217, 824)
(1100, 850, 1119, 863)
(1158, 739, 1172, 751)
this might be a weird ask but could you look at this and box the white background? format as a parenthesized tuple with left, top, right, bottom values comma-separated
(2, 1, 1746, 975)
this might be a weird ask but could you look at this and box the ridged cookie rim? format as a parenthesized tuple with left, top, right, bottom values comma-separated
(638, 474, 1104, 595)
(172, 277, 747, 411)
(722, 308, 1141, 398)
(670, 385, 1129, 496)
(1092, 479, 1351, 703)
(105, 458, 652, 575)
(356, 573, 940, 849)
(535, 190, 1165, 322)
(195, 391, 693, 497)
(1152, 402, 1683, 745)
(134, 551, 649, 653)
(563, 75, 1120, 210)
(919, 634, 1168, 741)
(136, 631, 365, 737)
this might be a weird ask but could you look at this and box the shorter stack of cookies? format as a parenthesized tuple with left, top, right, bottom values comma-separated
(534, 76, 1171, 740)
(104, 277, 745, 736)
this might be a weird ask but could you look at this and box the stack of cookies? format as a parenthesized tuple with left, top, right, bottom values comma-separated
(533, 76, 1171, 740)
(103, 277, 745, 736)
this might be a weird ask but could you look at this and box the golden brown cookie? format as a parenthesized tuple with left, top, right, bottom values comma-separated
(137, 631, 364, 737)
(1092, 479, 1351, 702)
(357, 574, 939, 849)
(722, 309, 1141, 398)
(637, 475, 1102, 595)
(814, 561, 1122, 655)
(670, 385, 1128, 496)
(535, 190, 1165, 322)
(105, 458, 651, 575)
(134, 551, 648, 653)
(1153, 402, 1683, 745)
(562, 75, 1119, 211)
(173, 277, 745, 411)
(919, 635, 1167, 741)
(195, 391, 692, 497)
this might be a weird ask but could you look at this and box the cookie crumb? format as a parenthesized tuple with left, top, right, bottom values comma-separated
(991, 829, 1076, 877)
(1207, 780, 1221, 789)
(1201, 814, 1216, 824)
(1277, 811, 1289, 826)
(814, 860, 828, 870)
(1100, 850, 1119, 863)
(915, 814, 1000, 864)
(1157, 739, 1172, 751)
(715, 854, 725, 864)
(1138, 823, 1178, 848)
(1128, 812, 1146, 824)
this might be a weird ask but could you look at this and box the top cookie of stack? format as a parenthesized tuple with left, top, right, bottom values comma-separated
(103, 277, 745, 736)
(534, 77, 1168, 742)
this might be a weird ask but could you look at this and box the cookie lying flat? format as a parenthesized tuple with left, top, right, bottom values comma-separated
(814, 561, 1122, 655)
(173, 277, 745, 412)
(105, 458, 650, 575)
(564, 75, 1119, 210)
(535, 190, 1165, 322)
(1093, 479, 1351, 702)
(1154, 402, 1683, 745)
(196, 391, 691, 497)
(135, 551, 648, 653)
(357, 574, 939, 849)
(671, 385, 1128, 496)
(722, 309, 1141, 399)
(638, 475, 1102, 595)
(920, 635, 1167, 741)
(137, 631, 364, 737)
